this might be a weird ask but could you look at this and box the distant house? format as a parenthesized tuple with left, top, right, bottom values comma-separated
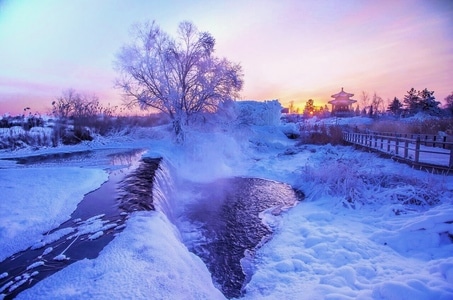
(328, 87, 357, 117)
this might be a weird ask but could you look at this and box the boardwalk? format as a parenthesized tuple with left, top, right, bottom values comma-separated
(343, 131, 453, 171)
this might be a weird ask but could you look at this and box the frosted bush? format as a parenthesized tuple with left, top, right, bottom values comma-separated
(236, 100, 282, 126)
(299, 145, 449, 211)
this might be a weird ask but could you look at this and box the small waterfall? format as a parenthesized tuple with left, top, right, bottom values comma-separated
(119, 157, 303, 299)
(151, 159, 178, 222)
(116, 156, 178, 221)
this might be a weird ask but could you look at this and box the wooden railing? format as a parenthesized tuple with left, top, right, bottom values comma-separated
(343, 131, 453, 169)
(364, 131, 453, 150)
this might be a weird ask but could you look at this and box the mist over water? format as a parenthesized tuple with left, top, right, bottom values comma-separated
(173, 176, 300, 298)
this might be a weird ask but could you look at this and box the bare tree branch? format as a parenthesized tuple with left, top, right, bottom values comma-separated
(114, 21, 243, 140)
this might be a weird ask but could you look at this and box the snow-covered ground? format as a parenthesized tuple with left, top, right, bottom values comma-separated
(0, 167, 108, 262)
(1, 115, 453, 299)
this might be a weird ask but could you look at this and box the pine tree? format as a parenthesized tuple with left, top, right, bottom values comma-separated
(418, 88, 441, 115)
(303, 99, 315, 117)
(403, 88, 421, 115)
(387, 97, 403, 116)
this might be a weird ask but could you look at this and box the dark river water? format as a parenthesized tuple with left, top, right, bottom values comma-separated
(179, 177, 303, 298)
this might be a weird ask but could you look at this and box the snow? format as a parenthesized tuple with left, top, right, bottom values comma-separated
(1, 102, 452, 299)
(16, 211, 225, 300)
(26, 261, 45, 270)
(0, 167, 108, 261)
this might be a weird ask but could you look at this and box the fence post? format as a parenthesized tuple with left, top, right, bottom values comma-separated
(404, 140, 409, 159)
(415, 137, 420, 163)
(395, 137, 399, 155)
(449, 148, 453, 168)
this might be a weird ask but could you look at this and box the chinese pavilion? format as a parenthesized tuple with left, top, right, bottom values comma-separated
(328, 87, 357, 117)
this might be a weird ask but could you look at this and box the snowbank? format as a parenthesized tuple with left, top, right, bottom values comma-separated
(242, 201, 453, 299)
(16, 211, 225, 300)
(0, 167, 108, 261)
(242, 144, 453, 299)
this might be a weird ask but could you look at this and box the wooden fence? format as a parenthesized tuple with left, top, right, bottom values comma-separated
(343, 131, 453, 169)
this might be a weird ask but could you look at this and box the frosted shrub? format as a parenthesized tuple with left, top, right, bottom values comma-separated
(235, 100, 282, 126)
(301, 157, 365, 208)
(360, 118, 453, 135)
(299, 124, 345, 145)
(0, 126, 54, 150)
(299, 145, 448, 211)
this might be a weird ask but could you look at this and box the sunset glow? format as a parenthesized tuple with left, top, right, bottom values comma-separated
(0, 0, 452, 115)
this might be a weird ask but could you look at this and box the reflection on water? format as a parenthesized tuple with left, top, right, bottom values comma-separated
(1, 148, 145, 169)
(181, 177, 302, 299)
(0, 149, 150, 299)
(4, 150, 93, 165)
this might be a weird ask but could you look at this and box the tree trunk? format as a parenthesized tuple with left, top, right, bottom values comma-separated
(173, 119, 185, 144)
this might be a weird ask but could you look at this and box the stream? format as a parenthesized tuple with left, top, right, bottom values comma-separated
(177, 177, 303, 298)
(0, 149, 152, 299)
(0, 150, 303, 299)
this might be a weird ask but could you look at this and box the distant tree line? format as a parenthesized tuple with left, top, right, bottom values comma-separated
(286, 88, 453, 120)
(387, 88, 443, 117)
(52, 89, 118, 120)
(356, 88, 453, 118)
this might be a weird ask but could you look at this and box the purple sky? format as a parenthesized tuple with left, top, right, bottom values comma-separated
(0, 0, 452, 115)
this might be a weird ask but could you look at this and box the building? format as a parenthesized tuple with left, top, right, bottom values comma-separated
(328, 87, 357, 117)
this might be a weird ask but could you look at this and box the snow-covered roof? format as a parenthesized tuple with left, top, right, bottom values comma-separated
(331, 87, 355, 98)
(329, 87, 357, 104)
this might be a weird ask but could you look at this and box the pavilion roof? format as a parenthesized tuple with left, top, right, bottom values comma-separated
(331, 87, 354, 98)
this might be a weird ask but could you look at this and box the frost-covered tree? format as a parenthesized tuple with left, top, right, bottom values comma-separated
(52, 89, 114, 119)
(418, 88, 441, 116)
(360, 91, 370, 109)
(387, 97, 403, 116)
(370, 92, 383, 116)
(403, 88, 441, 116)
(52, 89, 78, 119)
(114, 21, 243, 142)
